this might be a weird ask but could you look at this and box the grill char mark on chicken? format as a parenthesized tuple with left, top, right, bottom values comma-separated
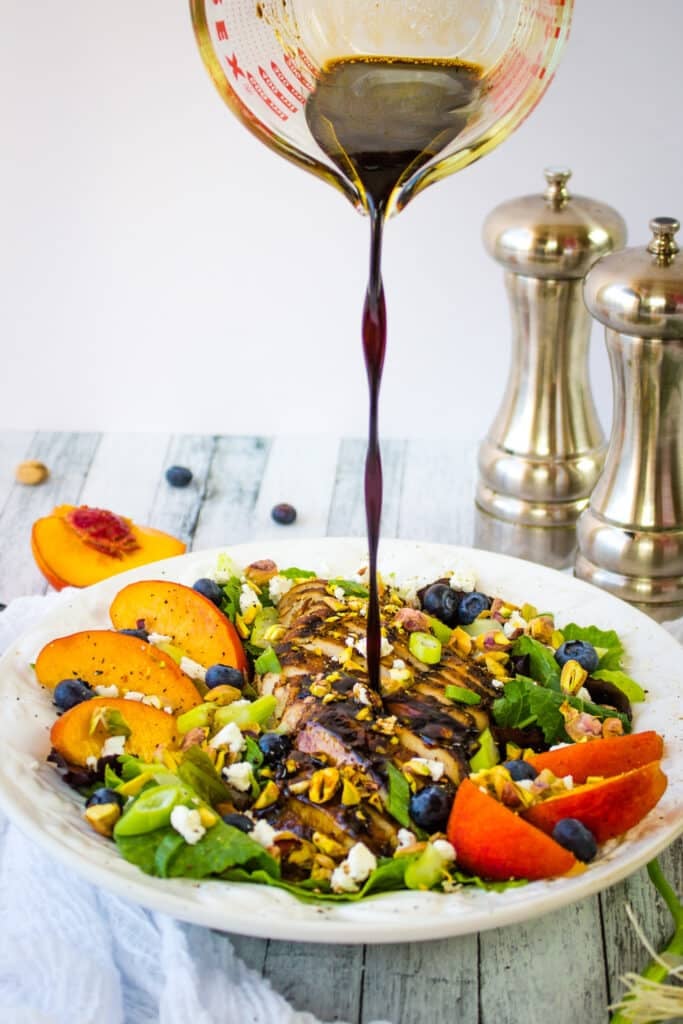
(255, 576, 498, 862)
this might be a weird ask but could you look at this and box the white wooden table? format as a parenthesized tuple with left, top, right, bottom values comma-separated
(0, 429, 680, 1024)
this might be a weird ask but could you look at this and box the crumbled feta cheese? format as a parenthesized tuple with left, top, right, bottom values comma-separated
(562, 775, 574, 790)
(210, 721, 246, 754)
(397, 828, 417, 850)
(148, 633, 172, 645)
(392, 659, 406, 670)
(170, 805, 206, 846)
(331, 842, 377, 893)
(345, 635, 355, 648)
(432, 839, 457, 864)
(251, 819, 277, 848)
(333, 586, 346, 601)
(269, 575, 294, 605)
(577, 686, 592, 702)
(179, 656, 207, 683)
(352, 682, 373, 706)
(516, 778, 536, 791)
(354, 635, 393, 659)
(549, 742, 571, 751)
(94, 684, 119, 698)
(239, 583, 261, 614)
(123, 691, 144, 702)
(143, 694, 162, 709)
(503, 611, 528, 638)
(101, 735, 126, 759)
(86, 755, 98, 770)
(404, 757, 444, 782)
(222, 761, 253, 792)
(448, 567, 477, 593)
(163, 706, 173, 715)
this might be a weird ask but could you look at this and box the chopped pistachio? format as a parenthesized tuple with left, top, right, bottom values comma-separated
(252, 780, 280, 809)
(84, 802, 121, 837)
(309, 767, 340, 804)
(340, 777, 361, 806)
(312, 832, 346, 857)
(560, 658, 588, 696)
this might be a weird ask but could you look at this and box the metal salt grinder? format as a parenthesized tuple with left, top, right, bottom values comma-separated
(576, 217, 683, 620)
(475, 169, 627, 568)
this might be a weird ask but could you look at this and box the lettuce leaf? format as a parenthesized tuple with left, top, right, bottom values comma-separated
(177, 747, 233, 805)
(493, 675, 631, 744)
(591, 668, 646, 703)
(327, 578, 369, 598)
(511, 636, 561, 690)
(561, 623, 625, 671)
(280, 567, 317, 580)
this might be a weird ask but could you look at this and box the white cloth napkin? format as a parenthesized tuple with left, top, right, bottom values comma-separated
(0, 593, 391, 1024)
(0, 593, 681, 1024)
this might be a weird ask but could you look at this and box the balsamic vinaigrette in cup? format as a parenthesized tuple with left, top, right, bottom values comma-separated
(305, 57, 484, 688)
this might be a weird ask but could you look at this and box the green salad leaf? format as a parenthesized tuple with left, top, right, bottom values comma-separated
(280, 567, 317, 580)
(219, 576, 242, 623)
(328, 578, 369, 598)
(561, 623, 624, 671)
(511, 636, 561, 689)
(177, 747, 233, 805)
(115, 818, 280, 881)
(591, 668, 646, 703)
(384, 762, 412, 828)
(493, 675, 631, 744)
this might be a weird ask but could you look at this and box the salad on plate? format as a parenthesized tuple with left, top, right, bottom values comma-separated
(36, 550, 669, 902)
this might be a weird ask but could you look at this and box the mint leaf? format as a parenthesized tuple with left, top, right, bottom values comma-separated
(219, 576, 242, 623)
(592, 669, 645, 703)
(511, 636, 561, 690)
(562, 623, 624, 671)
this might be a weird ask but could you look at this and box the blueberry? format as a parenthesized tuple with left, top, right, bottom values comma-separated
(85, 787, 124, 810)
(258, 732, 292, 766)
(552, 818, 597, 862)
(457, 591, 492, 625)
(193, 578, 224, 607)
(165, 465, 193, 488)
(503, 759, 538, 782)
(221, 812, 254, 833)
(409, 785, 453, 833)
(421, 583, 460, 627)
(271, 502, 297, 525)
(53, 678, 94, 712)
(205, 664, 245, 690)
(555, 640, 599, 674)
(118, 628, 149, 641)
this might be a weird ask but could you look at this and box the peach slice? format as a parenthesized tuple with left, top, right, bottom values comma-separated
(521, 761, 668, 844)
(109, 579, 247, 671)
(51, 697, 179, 767)
(35, 630, 202, 713)
(447, 778, 578, 881)
(527, 731, 664, 784)
(32, 505, 186, 590)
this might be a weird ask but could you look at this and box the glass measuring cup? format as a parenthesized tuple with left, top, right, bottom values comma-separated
(190, 0, 574, 216)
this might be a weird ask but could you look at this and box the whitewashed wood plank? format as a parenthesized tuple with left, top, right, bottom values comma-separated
(479, 898, 609, 1024)
(77, 432, 171, 526)
(192, 436, 271, 550)
(327, 438, 406, 538)
(0, 432, 101, 601)
(263, 941, 363, 1022)
(363, 936, 478, 1024)
(398, 439, 478, 546)
(602, 837, 683, 1007)
(0, 431, 35, 515)
(228, 935, 269, 976)
(253, 435, 340, 539)
(145, 434, 217, 547)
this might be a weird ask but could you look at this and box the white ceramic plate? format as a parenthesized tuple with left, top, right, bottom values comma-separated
(0, 538, 681, 944)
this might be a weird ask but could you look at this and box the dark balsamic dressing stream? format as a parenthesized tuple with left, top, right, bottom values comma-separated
(306, 57, 482, 689)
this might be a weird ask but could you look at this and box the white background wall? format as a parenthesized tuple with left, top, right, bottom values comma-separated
(2, 2, 681, 440)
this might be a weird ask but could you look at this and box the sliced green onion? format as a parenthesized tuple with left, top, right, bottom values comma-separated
(409, 631, 442, 665)
(444, 685, 481, 706)
(176, 702, 215, 735)
(254, 646, 282, 675)
(428, 616, 453, 644)
(113, 784, 190, 837)
(214, 695, 277, 730)
(384, 762, 412, 828)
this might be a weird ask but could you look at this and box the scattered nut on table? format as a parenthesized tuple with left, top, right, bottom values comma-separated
(15, 460, 49, 486)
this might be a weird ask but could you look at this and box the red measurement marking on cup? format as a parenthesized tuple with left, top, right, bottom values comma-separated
(297, 47, 320, 81)
(226, 52, 245, 80)
(215, 20, 229, 41)
(259, 66, 298, 112)
(284, 52, 313, 92)
(271, 61, 306, 104)
(247, 71, 288, 120)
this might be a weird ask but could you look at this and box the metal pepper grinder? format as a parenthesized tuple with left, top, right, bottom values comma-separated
(576, 217, 683, 620)
(475, 169, 627, 568)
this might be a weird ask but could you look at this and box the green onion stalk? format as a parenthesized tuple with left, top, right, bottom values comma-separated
(610, 859, 683, 1023)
